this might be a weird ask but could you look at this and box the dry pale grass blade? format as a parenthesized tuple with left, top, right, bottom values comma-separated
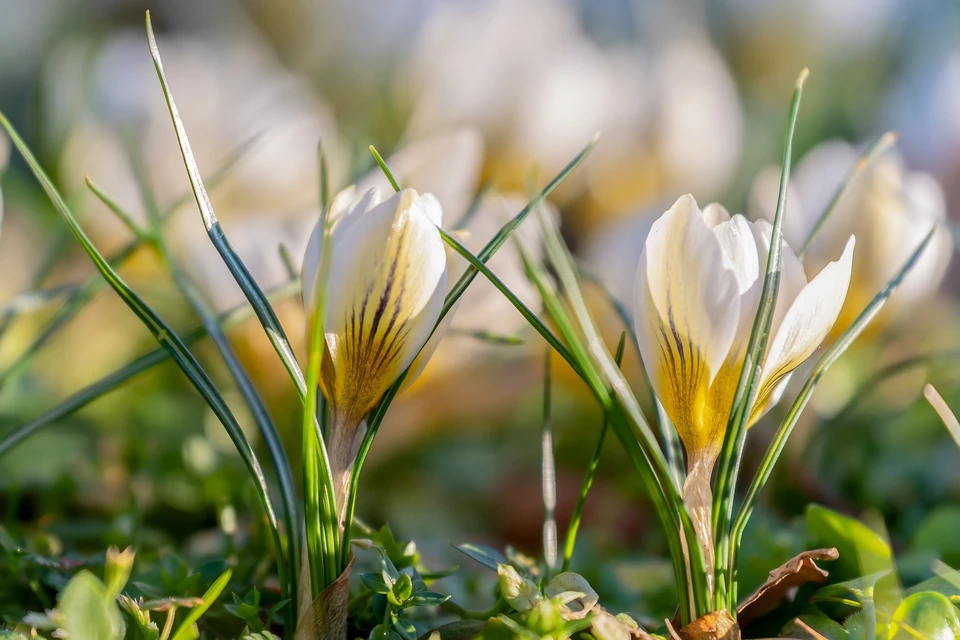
(923, 384, 960, 448)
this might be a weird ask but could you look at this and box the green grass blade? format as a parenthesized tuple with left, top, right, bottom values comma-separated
(339, 376, 403, 568)
(453, 181, 492, 229)
(89, 164, 300, 635)
(562, 333, 626, 572)
(438, 229, 576, 368)
(85, 175, 152, 242)
(0, 283, 79, 317)
(0, 111, 286, 623)
(0, 132, 259, 391)
(302, 188, 341, 590)
(447, 328, 524, 345)
(439, 137, 596, 321)
(575, 262, 685, 486)
(170, 568, 232, 640)
(542, 349, 557, 580)
(924, 385, 960, 449)
(728, 228, 936, 608)
(0, 241, 138, 390)
(798, 131, 897, 260)
(0, 230, 70, 344)
(531, 201, 709, 621)
(145, 12, 308, 400)
(712, 69, 808, 609)
(369, 145, 401, 192)
(823, 349, 960, 429)
(0, 280, 299, 459)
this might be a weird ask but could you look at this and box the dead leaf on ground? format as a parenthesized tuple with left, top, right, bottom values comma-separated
(294, 557, 354, 640)
(678, 609, 740, 640)
(736, 547, 839, 627)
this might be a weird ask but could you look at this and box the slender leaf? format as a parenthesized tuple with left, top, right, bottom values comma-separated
(89, 158, 299, 634)
(170, 569, 233, 640)
(0, 280, 299, 459)
(575, 262, 684, 485)
(145, 11, 308, 400)
(301, 169, 341, 591)
(530, 199, 709, 621)
(541, 349, 557, 579)
(825, 349, 960, 428)
(369, 145, 401, 192)
(562, 333, 626, 572)
(0, 112, 285, 620)
(924, 384, 960, 449)
(0, 131, 260, 389)
(713, 69, 808, 610)
(439, 137, 596, 320)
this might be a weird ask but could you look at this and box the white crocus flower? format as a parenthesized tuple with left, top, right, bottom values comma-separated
(633, 195, 854, 568)
(749, 141, 951, 330)
(301, 186, 449, 501)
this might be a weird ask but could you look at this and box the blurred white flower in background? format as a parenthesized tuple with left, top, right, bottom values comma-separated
(580, 210, 659, 306)
(888, 49, 960, 176)
(46, 30, 345, 250)
(748, 140, 952, 329)
(402, 0, 741, 220)
(718, 0, 899, 57)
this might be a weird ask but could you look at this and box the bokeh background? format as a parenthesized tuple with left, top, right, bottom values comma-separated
(3, 0, 960, 621)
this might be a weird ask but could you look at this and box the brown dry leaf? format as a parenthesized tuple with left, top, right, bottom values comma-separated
(736, 547, 839, 627)
(678, 610, 740, 640)
(294, 557, 354, 640)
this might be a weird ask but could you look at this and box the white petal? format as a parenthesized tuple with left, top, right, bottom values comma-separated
(748, 218, 809, 337)
(746, 166, 808, 250)
(712, 213, 759, 296)
(702, 202, 732, 227)
(759, 236, 855, 399)
(633, 195, 741, 441)
(301, 186, 381, 309)
(400, 234, 466, 390)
